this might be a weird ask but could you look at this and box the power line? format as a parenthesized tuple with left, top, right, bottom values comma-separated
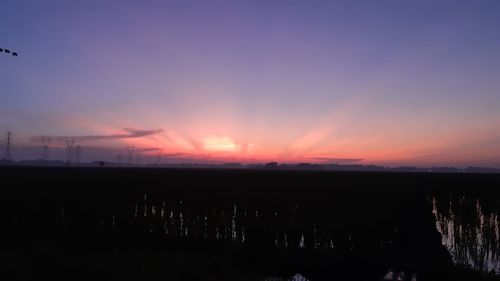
(65, 139, 75, 165)
(75, 145, 81, 164)
(3, 131, 12, 161)
(126, 145, 135, 166)
(40, 137, 51, 161)
(136, 152, 142, 166)
(116, 152, 123, 164)
(157, 148, 163, 164)
(65, 140, 75, 162)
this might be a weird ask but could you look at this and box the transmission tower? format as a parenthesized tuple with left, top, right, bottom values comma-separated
(65, 139, 75, 165)
(136, 152, 142, 166)
(116, 152, 123, 164)
(3, 131, 12, 161)
(40, 137, 51, 161)
(126, 145, 134, 165)
(157, 148, 163, 164)
(75, 145, 81, 164)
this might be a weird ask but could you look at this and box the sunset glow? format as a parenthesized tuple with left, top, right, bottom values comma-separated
(202, 136, 238, 153)
(1, 1, 499, 167)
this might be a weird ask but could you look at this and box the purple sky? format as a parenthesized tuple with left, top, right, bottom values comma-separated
(1, 0, 500, 166)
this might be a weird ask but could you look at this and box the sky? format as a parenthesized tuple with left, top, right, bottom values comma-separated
(1, 0, 500, 167)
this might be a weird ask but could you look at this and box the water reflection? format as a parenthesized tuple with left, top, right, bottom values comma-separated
(127, 194, 343, 250)
(382, 269, 417, 281)
(432, 196, 500, 272)
(126, 192, 500, 275)
(56, 190, 500, 277)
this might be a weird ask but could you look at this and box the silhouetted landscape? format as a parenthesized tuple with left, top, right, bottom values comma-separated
(2, 1, 500, 280)
(3, 157, 500, 174)
(1, 166, 499, 280)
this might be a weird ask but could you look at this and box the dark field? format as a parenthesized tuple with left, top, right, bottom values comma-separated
(0, 167, 499, 281)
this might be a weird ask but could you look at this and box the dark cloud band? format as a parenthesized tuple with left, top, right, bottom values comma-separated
(30, 128, 162, 142)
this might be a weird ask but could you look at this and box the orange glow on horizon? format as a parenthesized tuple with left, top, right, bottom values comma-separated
(48, 111, 500, 167)
(202, 136, 238, 152)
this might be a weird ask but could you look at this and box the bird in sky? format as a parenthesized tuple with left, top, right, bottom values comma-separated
(0, 47, 18, 56)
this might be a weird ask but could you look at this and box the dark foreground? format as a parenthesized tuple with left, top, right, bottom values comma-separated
(0, 167, 499, 281)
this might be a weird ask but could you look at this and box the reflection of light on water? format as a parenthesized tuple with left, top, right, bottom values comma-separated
(432, 197, 500, 273)
(125, 198, 363, 250)
(383, 269, 394, 280)
(232, 204, 237, 241)
(299, 233, 305, 248)
(382, 269, 417, 281)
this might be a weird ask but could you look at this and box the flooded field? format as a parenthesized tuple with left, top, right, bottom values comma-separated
(433, 195, 500, 272)
(0, 167, 499, 280)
